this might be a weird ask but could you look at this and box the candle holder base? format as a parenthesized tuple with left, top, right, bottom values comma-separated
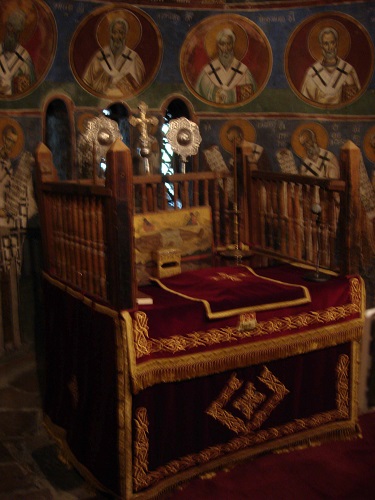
(303, 270, 331, 282)
(220, 248, 252, 263)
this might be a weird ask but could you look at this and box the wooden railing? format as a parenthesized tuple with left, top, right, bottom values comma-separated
(35, 142, 235, 309)
(240, 140, 362, 275)
(35, 139, 136, 310)
(35, 139, 363, 311)
(242, 169, 345, 272)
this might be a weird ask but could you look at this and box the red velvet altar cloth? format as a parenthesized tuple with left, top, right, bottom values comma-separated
(131, 264, 364, 392)
(151, 265, 311, 318)
(41, 265, 365, 499)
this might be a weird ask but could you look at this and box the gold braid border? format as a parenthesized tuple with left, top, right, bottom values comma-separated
(133, 277, 362, 358)
(151, 265, 312, 319)
(39, 274, 361, 498)
(129, 277, 364, 392)
(133, 354, 354, 493)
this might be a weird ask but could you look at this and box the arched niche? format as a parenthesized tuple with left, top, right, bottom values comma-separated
(43, 96, 75, 179)
(161, 95, 196, 123)
(103, 102, 130, 147)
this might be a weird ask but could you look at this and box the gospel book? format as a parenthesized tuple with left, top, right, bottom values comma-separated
(136, 290, 154, 305)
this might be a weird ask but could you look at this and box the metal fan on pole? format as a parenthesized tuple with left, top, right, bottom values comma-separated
(166, 117, 201, 173)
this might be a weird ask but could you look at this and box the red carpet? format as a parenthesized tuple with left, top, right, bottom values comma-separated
(167, 411, 375, 499)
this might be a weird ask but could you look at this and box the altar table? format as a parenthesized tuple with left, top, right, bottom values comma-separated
(42, 264, 364, 499)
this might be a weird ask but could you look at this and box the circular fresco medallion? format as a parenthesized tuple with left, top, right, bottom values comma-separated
(285, 12, 374, 110)
(181, 14, 272, 108)
(0, 0, 57, 101)
(70, 5, 163, 100)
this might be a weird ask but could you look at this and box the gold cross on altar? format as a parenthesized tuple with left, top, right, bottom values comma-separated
(129, 101, 158, 144)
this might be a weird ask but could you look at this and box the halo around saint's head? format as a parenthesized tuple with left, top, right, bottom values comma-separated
(0, 118, 25, 159)
(291, 122, 329, 159)
(204, 21, 248, 61)
(220, 119, 256, 154)
(363, 125, 375, 163)
(308, 19, 351, 61)
(96, 9, 142, 50)
(0, 0, 38, 47)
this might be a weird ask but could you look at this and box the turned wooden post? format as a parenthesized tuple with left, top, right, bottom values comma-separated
(241, 145, 259, 247)
(237, 146, 247, 246)
(339, 141, 362, 275)
(105, 139, 137, 310)
(34, 143, 59, 275)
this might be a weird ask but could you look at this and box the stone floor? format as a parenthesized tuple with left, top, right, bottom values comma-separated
(0, 345, 113, 499)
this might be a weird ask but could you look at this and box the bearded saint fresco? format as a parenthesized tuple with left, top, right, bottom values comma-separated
(82, 16, 146, 98)
(291, 122, 339, 179)
(70, 7, 162, 100)
(194, 27, 258, 105)
(0, 8, 36, 96)
(0, 0, 56, 100)
(285, 12, 374, 109)
(181, 14, 272, 108)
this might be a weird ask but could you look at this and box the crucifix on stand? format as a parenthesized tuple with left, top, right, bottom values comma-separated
(220, 140, 252, 265)
(129, 102, 159, 174)
(303, 203, 331, 282)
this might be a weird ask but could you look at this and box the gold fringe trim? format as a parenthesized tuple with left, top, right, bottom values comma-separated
(134, 300, 361, 358)
(128, 276, 364, 392)
(42, 271, 365, 396)
(130, 321, 363, 393)
(273, 424, 362, 454)
(151, 265, 311, 319)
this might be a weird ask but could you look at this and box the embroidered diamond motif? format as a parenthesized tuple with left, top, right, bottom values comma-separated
(232, 382, 266, 420)
(206, 367, 289, 435)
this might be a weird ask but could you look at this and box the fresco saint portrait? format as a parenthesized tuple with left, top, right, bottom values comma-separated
(0, 118, 25, 221)
(0, 118, 24, 163)
(220, 119, 257, 153)
(70, 6, 162, 100)
(285, 12, 374, 110)
(291, 122, 339, 179)
(181, 15, 272, 108)
(0, 0, 56, 100)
